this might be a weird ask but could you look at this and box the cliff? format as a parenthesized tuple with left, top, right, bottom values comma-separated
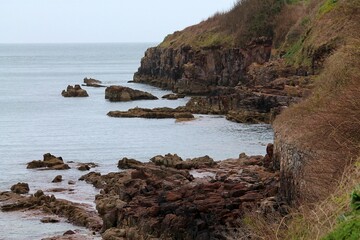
(133, 0, 360, 205)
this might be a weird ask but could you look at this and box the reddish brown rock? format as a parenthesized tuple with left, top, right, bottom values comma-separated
(107, 107, 194, 120)
(105, 85, 158, 102)
(27, 153, 70, 170)
(87, 153, 279, 239)
(1, 189, 102, 231)
(61, 85, 89, 97)
(10, 182, 30, 194)
(52, 175, 63, 183)
(162, 93, 186, 100)
(83, 77, 105, 87)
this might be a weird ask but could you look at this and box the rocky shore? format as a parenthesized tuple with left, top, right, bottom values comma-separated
(0, 147, 283, 240)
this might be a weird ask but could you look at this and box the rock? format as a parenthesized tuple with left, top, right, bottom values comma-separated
(105, 85, 158, 101)
(1, 191, 102, 232)
(226, 110, 270, 124)
(40, 217, 60, 223)
(117, 157, 143, 169)
(263, 143, 275, 169)
(61, 85, 89, 97)
(150, 154, 215, 170)
(150, 153, 183, 168)
(77, 164, 90, 171)
(10, 182, 29, 194)
(68, 180, 76, 185)
(52, 175, 63, 183)
(83, 77, 105, 87)
(107, 107, 194, 120)
(63, 230, 76, 235)
(27, 153, 70, 170)
(102, 228, 126, 240)
(179, 155, 216, 169)
(162, 93, 185, 100)
(88, 153, 279, 239)
(34, 190, 44, 198)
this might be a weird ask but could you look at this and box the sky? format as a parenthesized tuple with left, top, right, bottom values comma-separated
(0, 0, 236, 44)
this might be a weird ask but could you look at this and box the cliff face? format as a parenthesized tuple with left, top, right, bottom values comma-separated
(134, 38, 272, 95)
(134, 38, 310, 123)
(133, 0, 360, 207)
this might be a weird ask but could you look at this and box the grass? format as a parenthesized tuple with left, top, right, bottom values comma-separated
(159, 0, 310, 49)
(318, 0, 338, 16)
(226, 158, 360, 240)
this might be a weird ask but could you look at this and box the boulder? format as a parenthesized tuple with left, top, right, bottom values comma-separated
(61, 85, 89, 97)
(150, 153, 183, 167)
(105, 85, 158, 101)
(162, 93, 186, 100)
(52, 175, 63, 183)
(10, 182, 29, 194)
(40, 217, 60, 223)
(27, 153, 70, 170)
(77, 164, 90, 171)
(117, 157, 143, 169)
(83, 77, 105, 87)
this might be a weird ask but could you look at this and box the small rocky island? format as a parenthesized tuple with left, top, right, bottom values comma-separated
(83, 77, 106, 88)
(107, 107, 194, 120)
(61, 85, 89, 97)
(105, 85, 158, 101)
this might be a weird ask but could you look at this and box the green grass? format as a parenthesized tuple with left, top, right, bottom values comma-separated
(318, 0, 338, 16)
(322, 188, 360, 240)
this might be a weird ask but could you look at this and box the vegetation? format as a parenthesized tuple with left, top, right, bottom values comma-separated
(159, 0, 307, 49)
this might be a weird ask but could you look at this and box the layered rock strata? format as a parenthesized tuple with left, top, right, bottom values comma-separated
(133, 38, 273, 94)
(134, 40, 312, 123)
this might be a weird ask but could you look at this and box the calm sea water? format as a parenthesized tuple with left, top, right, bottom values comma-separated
(0, 43, 273, 239)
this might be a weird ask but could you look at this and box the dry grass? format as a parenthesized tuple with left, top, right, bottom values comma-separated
(224, 158, 360, 240)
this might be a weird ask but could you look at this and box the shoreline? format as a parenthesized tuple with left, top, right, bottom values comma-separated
(1, 149, 280, 239)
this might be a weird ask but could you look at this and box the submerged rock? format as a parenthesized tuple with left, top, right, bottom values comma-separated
(105, 85, 158, 101)
(61, 85, 89, 97)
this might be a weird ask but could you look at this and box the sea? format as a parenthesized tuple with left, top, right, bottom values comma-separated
(0, 43, 273, 239)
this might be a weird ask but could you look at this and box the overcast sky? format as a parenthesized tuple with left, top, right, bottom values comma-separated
(0, 0, 235, 43)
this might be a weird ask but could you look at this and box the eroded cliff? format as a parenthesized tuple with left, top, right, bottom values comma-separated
(133, 0, 360, 206)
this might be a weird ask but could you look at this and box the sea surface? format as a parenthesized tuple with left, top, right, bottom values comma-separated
(0, 43, 273, 239)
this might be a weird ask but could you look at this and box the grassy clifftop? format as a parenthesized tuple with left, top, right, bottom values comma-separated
(159, 0, 293, 49)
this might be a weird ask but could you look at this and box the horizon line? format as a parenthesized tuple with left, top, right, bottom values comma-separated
(0, 41, 160, 45)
